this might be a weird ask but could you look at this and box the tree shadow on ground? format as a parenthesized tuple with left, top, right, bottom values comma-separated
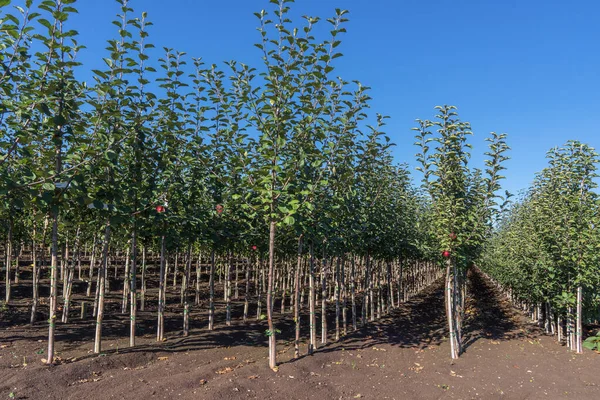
(460, 268, 527, 353)
(2, 267, 531, 367)
(287, 268, 532, 364)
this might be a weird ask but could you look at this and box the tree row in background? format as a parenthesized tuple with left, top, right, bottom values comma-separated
(480, 141, 600, 353)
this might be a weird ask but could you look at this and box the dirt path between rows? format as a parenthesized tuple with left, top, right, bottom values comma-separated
(2, 269, 599, 399)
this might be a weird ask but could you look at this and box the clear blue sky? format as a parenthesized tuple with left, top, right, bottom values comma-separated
(64, 0, 599, 195)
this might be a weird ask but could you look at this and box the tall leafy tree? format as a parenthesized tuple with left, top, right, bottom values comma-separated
(414, 105, 509, 359)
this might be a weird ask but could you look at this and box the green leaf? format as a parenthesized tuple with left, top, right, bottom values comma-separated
(42, 182, 55, 191)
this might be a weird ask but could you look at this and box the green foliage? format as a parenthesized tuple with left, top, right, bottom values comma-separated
(583, 331, 600, 351)
(480, 141, 600, 322)
(414, 105, 509, 267)
(264, 328, 281, 337)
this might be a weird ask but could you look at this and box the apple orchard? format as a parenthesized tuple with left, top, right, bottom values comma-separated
(1, 0, 599, 381)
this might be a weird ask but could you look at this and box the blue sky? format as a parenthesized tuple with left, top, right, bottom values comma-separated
(64, 0, 600, 195)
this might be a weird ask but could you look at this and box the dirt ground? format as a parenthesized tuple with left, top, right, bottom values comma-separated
(1, 269, 599, 400)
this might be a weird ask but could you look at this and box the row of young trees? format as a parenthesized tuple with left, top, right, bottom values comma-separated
(0, 0, 509, 367)
(413, 106, 510, 359)
(480, 141, 600, 354)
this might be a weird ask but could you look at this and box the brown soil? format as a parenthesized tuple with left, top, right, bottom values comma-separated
(1, 269, 599, 400)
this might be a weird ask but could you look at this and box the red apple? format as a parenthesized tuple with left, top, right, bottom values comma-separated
(156, 205, 165, 213)
(251, 245, 257, 251)
(216, 204, 224, 214)
(442, 250, 451, 258)
(449, 232, 457, 240)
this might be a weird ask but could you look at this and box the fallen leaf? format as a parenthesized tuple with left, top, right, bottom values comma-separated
(216, 367, 233, 375)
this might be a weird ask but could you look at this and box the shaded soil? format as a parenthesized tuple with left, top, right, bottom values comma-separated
(1, 268, 599, 400)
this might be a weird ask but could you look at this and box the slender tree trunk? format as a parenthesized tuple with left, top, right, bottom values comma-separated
(294, 235, 303, 358)
(369, 259, 375, 322)
(557, 314, 563, 343)
(226, 251, 233, 326)
(61, 239, 67, 295)
(445, 259, 459, 359)
(575, 286, 583, 354)
(387, 260, 393, 312)
(157, 235, 166, 341)
(567, 306, 574, 350)
(351, 255, 357, 331)
(341, 255, 347, 336)
(208, 249, 215, 330)
(45, 202, 61, 364)
(140, 246, 147, 311)
(14, 243, 21, 284)
(129, 228, 138, 347)
(86, 237, 97, 298)
(195, 251, 201, 305)
(309, 242, 317, 354)
(93, 219, 111, 354)
(335, 257, 340, 341)
(65, 228, 81, 322)
(453, 263, 463, 353)
(61, 228, 79, 323)
(30, 223, 40, 325)
(121, 242, 131, 314)
(243, 254, 251, 322)
(256, 256, 263, 320)
(321, 254, 328, 345)
(77, 242, 82, 281)
(93, 250, 102, 318)
(266, 220, 277, 369)
(172, 252, 178, 289)
(5, 221, 12, 303)
(234, 258, 239, 300)
(183, 243, 192, 336)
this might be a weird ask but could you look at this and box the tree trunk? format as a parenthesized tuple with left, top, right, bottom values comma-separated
(157, 235, 166, 341)
(121, 242, 131, 314)
(195, 252, 201, 305)
(86, 236, 97, 298)
(266, 220, 277, 369)
(93, 218, 111, 354)
(129, 228, 138, 347)
(140, 246, 146, 311)
(351, 255, 357, 331)
(308, 242, 317, 354)
(62, 228, 80, 323)
(243, 255, 251, 322)
(183, 243, 192, 337)
(172, 252, 178, 289)
(575, 286, 583, 354)
(445, 259, 459, 359)
(294, 235, 303, 358)
(335, 257, 340, 341)
(321, 255, 328, 345)
(45, 203, 61, 364)
(5, 220, 12, 303)
(208, 249, 215, 330)
(226, 251, 233, 326)
(30, 222, 40, 325)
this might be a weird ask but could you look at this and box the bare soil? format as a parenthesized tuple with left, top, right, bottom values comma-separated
(1, 268, 599, 400)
